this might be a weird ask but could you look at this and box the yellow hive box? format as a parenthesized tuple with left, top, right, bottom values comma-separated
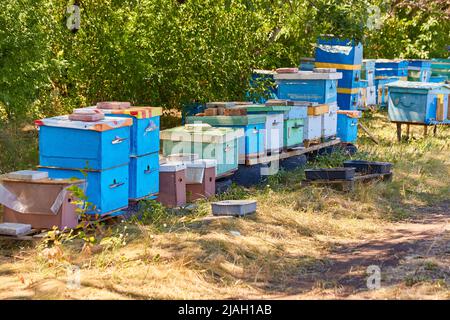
(308, 104, 329, 116)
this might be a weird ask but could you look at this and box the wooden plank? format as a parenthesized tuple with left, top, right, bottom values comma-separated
(358, 123, 379, 144)
(245, 139, 341, 166)
(396, 123, 402, 142)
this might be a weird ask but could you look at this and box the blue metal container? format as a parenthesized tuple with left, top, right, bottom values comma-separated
(129, 152, 159, 200)
(186, 115, 266, 163)
(337, 113, 360, 143)
(408, 60, 432, 82)
(315, 38, 363, 66)
(275, 71, 341, 104)
(39, 164, 129, 215)
(375, 60, 409, 78)
(386, 81, 450, 124)
(37, 116, 132, 170)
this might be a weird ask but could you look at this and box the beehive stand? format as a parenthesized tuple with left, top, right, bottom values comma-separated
(244, 138, 341, 166)
(393, 121, 447, 142)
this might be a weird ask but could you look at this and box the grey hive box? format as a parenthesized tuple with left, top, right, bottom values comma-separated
(5, 170, 48, 181)
(211, 200, 257, 217)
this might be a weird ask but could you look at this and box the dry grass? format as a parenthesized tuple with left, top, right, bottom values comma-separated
(0, 110, 449, 299)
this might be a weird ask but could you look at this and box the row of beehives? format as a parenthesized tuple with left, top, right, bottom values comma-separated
(0, 102, 225, 231)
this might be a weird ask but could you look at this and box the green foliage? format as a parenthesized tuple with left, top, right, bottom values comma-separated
(0, 0, 448, 125)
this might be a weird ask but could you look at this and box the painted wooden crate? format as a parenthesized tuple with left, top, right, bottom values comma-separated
(375, 59, 409, 78)
(386, 81, 450, 124)
(129, 152, 159, 200)
(375, 77, 402, 106)
(245, 105, 287, 152)
(92, 106, 162, 156)
(337, 91, 359, 110)
(39, 164, 129, 215)
(283, 103, 308, 148)
(36, 116, 132, 171)
(315, 38, 363, 66)
(160, 125, 244, 177)
(186, 115, 266, 163)
(322, 103, 339, 138)
(336, 110, 361, 143)
(362, 60, 376, 87)
(275, 71, 342, 104)
(408, 60, 432, 82)
(304, 115, 322, 141)
(431, 59, 450, 80)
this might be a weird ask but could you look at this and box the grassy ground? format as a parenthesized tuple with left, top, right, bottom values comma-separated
(0, 111, 449, 299)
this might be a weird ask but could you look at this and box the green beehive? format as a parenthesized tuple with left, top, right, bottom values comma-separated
(160, 124, 244, 177)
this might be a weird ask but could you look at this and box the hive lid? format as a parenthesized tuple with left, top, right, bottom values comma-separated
(160, 126, 244, 143)
(274, 71, 342, 80)
(159, 162, 186, 172)
(245, 104, 292, 113)
(77, 106, 162, 119)
(337, 110, 362, 118)
(186, 159, 217, 169)
(385, 81, 450, 91)
(186, 115, 266, 126)
(35, 115, 133, 132)
(5, 170, 48, 181)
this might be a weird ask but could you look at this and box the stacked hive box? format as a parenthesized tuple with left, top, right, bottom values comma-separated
(186, 115, 266, 163)
(375, 59, 408, 107)
(430, 59, 450, 83)
(36, 116, 133, 215)
(275, 70, 341, 142)
(160, 124, 243, 178)
(299, 57, 315, 71)
(336, 110, 362, 143)
(88, 105, 162, 201)
(314, 38, 363, 110)
(361, 60, 377, 108)
(408, 60, 432, 82)
(386, 81, 450, 124)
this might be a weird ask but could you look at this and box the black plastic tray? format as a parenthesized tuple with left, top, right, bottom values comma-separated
(343, 160, 392, 174)
(305, 167, 356, 181)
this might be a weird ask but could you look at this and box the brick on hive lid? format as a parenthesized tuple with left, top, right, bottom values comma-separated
(276, 67, 299, 73)
(96, 101, 131, 110)
(68, 108, 105, 122)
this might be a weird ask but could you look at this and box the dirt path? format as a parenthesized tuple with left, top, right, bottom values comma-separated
(278, 201, 450, 299)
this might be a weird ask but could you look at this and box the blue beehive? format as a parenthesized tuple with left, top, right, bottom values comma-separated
(337, 69, 361, 89)
(275, 71, 342, 104)
(299, 58, 315, 71)
(429, 76, 447, 83)
(337, 91, 360, 110)
(37, 116, 132, 170)
(39, 165, 129, 215)
(375, 60, 409, 79)
(386, 81, 450, 124)
(315, 38, 363, 66)
(375, 77, 402, 107)
(182, 103, 206, 125)
(76, 106, 162, 200)
(408, 60, 432, 82)
(129, 153, 159, 200)
(336, 111, 361, 143)
(362, 60, 376, 86)
(36, 115, 133, 215)
(186, 115, 267, 163)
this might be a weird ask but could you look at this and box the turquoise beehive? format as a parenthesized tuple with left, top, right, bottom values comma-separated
(386, 81, 450, 124)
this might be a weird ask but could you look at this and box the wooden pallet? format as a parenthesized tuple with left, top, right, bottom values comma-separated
(301, 172, 393, 191)
(245, 138, 341, 166)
